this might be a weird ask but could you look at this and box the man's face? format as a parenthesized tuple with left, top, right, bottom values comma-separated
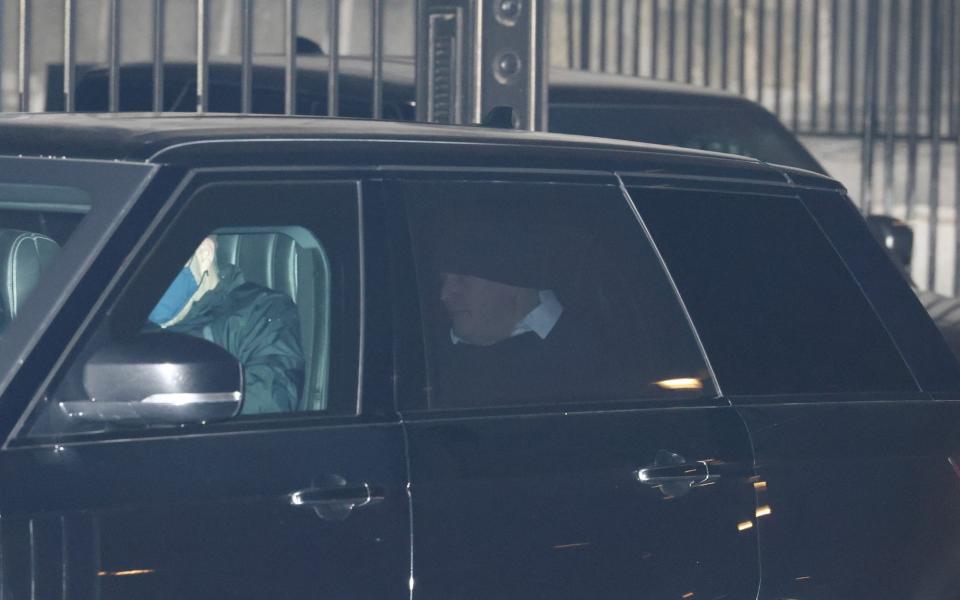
(440, 273, 523, 346)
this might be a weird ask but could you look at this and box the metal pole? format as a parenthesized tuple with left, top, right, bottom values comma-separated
(634, 0, 642, 75)
(948, 0, 957, 137)
(581, 0, 592, 69)
(846, 0, 858, 133)
(906, 0, 922, 220)
(17, 0, 29, 112)
(600, 0, 609, 72)
(954, 21, 960, 294)
(883, 0, 900, 214)
(775, 0, 783, 116)
(240, 0, 253, 113)
(64, 0, 76, 112)
(738, 0, 746, 94)
(721, 0, 730, 89)
(791, 0, 801, 131)
(197, 0, 209, 113)
(328, 0, 340, 116)
(0, 1, 4, 112)
(652, 0, 660, 77)
(685, 0, 694, 83)
(810, 0, 819, 130)
(372, 0, 384, 118)
(668, 0, 676, 79)
(108, 0, 120, 112)
(567, 0, 576, 68)
(153, 0, 166, 112)
(703, 0, 712, 87)
(618, 0, 626, 73)
(756, 0, 765, 103)
(928, 0, 945, 290)
(284, 0, 297, 115)
(829, 0, 838, 132)
(859, 0, 879, 214)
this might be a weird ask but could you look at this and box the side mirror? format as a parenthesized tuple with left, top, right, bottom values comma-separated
(58, 332, 243, 428)
(866, 215, 914, 270)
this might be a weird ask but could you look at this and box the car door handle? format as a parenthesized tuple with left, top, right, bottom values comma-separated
(634, 450, 720, 498)
(635, 461, 719, 486)
(288, 482, 385, 521)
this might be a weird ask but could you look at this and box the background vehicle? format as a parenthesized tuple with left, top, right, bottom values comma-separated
(0, 114, 958, 598)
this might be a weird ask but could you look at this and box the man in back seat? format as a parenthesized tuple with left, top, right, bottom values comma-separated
(150, 235, 305, 414)
(432, 222, 604, 407)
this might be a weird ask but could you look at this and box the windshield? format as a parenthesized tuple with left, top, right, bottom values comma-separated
(549, 103, 825, 173)
(0, 158, 154, 341)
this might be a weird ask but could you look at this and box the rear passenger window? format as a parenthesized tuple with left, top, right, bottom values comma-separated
(400, 179, 715, 410)
(628, 187, 918, 395)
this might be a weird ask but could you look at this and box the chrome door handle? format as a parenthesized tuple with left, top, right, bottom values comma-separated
(634, 449, 720, 498)
(288, 481, 384, 521)
(635, 461, 719, 486)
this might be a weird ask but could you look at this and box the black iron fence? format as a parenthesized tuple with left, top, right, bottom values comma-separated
(559, 0, 960, 292)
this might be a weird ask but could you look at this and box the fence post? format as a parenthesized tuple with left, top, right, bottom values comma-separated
(859, 0, 879, 214)
(240, 0, 252, 114)
(18, 0, 30, 112)
(153, 0, 166, 112)
(927, 0, 945, 290)
(883, 0, 901, 215)
(64, 0, 76, 113)
(328, 0, 340, 116)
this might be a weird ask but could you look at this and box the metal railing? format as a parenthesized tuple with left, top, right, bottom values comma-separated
(563, 0, 960, 293)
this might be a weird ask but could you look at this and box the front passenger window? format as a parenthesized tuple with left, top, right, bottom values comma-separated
(25, 179, 361, 438)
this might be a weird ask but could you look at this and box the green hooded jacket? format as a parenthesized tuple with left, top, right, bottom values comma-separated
(168, 264, 305, 414)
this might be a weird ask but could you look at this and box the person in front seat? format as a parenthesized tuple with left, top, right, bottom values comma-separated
(432, 222, 602, 407)
(150, 235, 304, 413)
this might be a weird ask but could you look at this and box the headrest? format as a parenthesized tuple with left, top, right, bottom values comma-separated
(0, 229, 60, 320)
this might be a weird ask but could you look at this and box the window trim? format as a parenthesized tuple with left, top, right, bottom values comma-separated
(8, 167, 391, 449)
(386, 169, 728, 419)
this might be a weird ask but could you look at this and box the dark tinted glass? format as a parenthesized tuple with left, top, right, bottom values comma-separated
(550, 104, 823, 173)
(801, 191, 960, 392)
(630, 187, 917, 395)
(401, 179, 714, 411)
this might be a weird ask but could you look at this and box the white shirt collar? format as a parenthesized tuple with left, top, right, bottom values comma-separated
(450, 290, 564, 345)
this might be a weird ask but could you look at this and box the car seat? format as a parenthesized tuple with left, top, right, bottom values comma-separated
(214, 227, 330, 412)
(0, 228, 60, 322)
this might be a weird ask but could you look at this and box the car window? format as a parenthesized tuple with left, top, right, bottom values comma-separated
(0, 185, 86, 334)
(549, 103, 824, 173)
(25, 178, 361, 438)
(398, 178, 715, 411)
(628, 186, 918, 396)
(0, 160, 153, 345)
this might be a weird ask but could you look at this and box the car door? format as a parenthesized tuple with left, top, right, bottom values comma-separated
(0, 168, 410, 599)
(386, 172, 761, 599)
(625, 178, 960, 600)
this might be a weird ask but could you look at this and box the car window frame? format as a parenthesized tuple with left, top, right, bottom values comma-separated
(7, 166, 396, 449)
(381, 167, 728, 420)
(620, 172, 929, 402)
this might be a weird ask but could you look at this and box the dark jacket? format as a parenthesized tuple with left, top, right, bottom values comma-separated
(433, 311, 606, 408)
(168, 264, 304, 414)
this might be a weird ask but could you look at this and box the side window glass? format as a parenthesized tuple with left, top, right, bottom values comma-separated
(25, 179, 360, 438)
(628, 186, 917, 395)
(400, 179, 715, 411)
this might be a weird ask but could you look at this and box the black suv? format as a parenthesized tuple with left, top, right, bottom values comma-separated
(0, 114, 958, 600)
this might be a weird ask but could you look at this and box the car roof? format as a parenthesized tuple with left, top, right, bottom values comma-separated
(0, 113, 840, 191)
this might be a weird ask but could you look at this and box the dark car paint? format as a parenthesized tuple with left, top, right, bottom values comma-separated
(0, 116, 957, 598)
